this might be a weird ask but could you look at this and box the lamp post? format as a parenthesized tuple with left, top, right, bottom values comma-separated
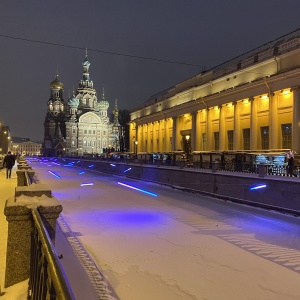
(135, 141, 138, 158)
(185, 135, 190, 161)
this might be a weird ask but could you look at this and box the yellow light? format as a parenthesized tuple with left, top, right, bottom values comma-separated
(214, 106, 219, 110)
(226, 102, 233, 107)
(282, 90, 290, 95)
(261, 95, 268, 100)
(186, 135, 190, 141)
(243, 99, 249, 104)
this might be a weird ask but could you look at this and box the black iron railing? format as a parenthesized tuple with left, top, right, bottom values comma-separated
(28, 209, 75, 300)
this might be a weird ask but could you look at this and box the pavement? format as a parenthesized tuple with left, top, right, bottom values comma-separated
(0, 165, 18, 293)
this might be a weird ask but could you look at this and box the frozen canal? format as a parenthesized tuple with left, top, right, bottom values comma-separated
(31, 159, 300, 300)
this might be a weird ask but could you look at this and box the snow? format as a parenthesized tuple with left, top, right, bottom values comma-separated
(1, 160, 300, 299)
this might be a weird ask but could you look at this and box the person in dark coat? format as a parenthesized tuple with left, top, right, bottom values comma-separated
(3, 151, 15, 179)
(287, 150, 295, 177)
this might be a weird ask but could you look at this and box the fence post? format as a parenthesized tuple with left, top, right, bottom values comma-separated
(4, 201, 32, 287)
(4, 197, 62, 287)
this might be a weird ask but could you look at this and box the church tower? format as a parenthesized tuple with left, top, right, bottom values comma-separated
(43, 73, 66, 156)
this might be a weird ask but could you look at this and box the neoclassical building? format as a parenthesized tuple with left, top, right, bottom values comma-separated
(43, 52, 120, 157)
(130, 28, 300, 156)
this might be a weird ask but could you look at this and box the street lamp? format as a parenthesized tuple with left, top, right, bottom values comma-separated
(185, 135, 190, 161)
(135, 141, 138, 158)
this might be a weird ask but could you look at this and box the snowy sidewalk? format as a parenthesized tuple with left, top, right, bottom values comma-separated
(0, 166, 28, 299)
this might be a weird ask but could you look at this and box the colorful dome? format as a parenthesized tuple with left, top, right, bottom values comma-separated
(50, 74, 64, 89)
(68, 95, 79, 107)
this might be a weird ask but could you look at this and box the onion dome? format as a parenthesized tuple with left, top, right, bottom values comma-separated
(50, 74, 64, 89)
(68, 92, 79, 107)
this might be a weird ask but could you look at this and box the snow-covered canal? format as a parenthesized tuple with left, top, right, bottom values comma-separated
(31, 159, 300, 300)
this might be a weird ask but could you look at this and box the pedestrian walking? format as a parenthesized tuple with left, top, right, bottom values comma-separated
(287, 150, 295, 177)
(2, 151, 15, 179)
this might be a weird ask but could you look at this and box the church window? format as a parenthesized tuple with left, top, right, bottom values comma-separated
(103, 131, 106, 136)
(93, 130, 95, 134)
(71, 141, 75, 147)
(83, 140, 87, 146)
(72, 127, 76, 134)
(84, 130, 87, 134)
(92, 141, 95, 147)
(89, 130, 91, 134)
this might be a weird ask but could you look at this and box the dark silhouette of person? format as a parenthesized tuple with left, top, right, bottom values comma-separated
(3, 151, 15, 179)
(287, 150, 295, 177)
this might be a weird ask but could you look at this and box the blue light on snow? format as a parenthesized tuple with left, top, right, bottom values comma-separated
(81, 182, 94, 186)
(48, 170, 61, 179)
(250, 184, 267, 190)
(123, 168, 132, 173)
(110, 164, 116, 167)
(88, 164, 94, 168)
(118, 182, 158, 197)
(79, 171, 85, 175)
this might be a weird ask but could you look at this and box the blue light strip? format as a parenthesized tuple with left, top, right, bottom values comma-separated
(88, 164, 94, 168)
(79, 171, 85, 175)
(110, 164, 116, 167)
(124, 168, 132, 173)
(48, 170, 61, 179)
(118, 182, 158, 197)
(81, 182, 94, 186)
(250, 184, 267, 190)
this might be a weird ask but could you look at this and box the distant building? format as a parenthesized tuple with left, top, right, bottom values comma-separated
(10, 137, 42, 156)
(130, 28, 300, 155)
(43, 51, 120, 157)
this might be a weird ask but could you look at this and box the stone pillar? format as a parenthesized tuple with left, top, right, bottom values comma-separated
(206, 109, 212, 150)
(38, 205, 63, 243)
(191, 112, 197, 152)
(292, 86, 300, 153)
(269, 93, 278, 149)
(233, 101, 240, 150)
(219, 105, 226, 150)
(250, 98, 258, 150)
(4, 197, 62, 287)
(4, 203, 32, 287)
(172, 117, 177, 151)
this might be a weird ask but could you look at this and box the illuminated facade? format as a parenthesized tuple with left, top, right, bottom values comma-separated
(10, 138, 42, 156)
(130, 29, 300, 155)
(43, 52, 120, 157)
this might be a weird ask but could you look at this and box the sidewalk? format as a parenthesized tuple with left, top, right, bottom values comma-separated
(0, 165, 27, 298)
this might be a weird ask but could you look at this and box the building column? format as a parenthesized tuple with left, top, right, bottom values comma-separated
(172, 117, 177, 151)
(219, 105, 226, 150)
(233, 101, 240, 150)
(269, 93, 278, 149)
(292, 86, 300, 153)
(206, 108, 213, 151)
(250, 98, 258, 150)
(191, 112, 197, 152)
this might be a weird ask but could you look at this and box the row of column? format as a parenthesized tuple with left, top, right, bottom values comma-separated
(133, 87, 300, 153)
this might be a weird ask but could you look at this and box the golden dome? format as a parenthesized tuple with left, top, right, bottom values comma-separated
(50, 74, 64, 89)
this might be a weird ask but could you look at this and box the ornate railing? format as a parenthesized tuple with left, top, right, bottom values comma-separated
(28, 209, 75, 300)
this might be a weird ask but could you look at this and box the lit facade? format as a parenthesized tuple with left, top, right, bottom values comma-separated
(130, 29, 300, 155)
(10, 140, 42, 156)
(43, 52, 120, 157)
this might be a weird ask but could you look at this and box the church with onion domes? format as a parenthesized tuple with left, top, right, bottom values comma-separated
(43, 51, 120, 157)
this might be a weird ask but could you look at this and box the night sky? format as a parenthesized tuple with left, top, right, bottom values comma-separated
(1, 0, 300, 141)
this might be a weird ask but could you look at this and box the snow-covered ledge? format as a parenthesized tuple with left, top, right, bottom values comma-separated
(4, 194, 63, 287)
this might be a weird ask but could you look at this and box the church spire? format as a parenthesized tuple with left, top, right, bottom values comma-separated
(78, 49, 93, 89)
